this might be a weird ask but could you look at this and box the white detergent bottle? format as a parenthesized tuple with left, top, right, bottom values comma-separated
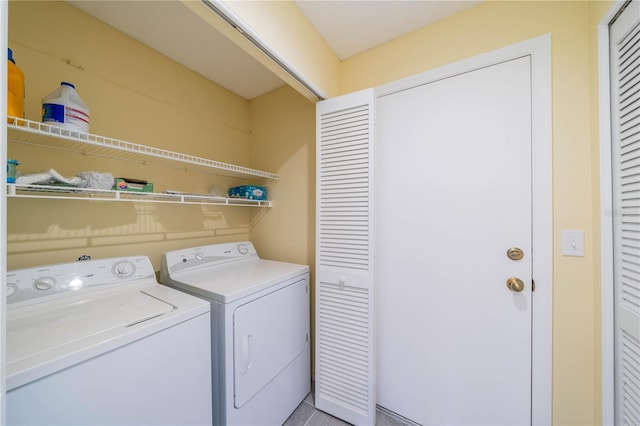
(42, 82, 90, 132)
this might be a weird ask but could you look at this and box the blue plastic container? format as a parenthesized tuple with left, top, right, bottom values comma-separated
(7, 159, 19, 183)
(228, 185, 267, 200)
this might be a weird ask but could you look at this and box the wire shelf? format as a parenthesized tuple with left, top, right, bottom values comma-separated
(6, 117, 280, 180)
(7, 184, 272, 207)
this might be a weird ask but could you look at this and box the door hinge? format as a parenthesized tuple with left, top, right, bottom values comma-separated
(532, 279, 536, 292)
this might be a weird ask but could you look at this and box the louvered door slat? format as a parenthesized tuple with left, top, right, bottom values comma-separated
(316, 282, 371, 413)
(610, 4, 640, 423)
(622, 331, 640, 424)
(315, 89, 375, 425)
(619, 68, 640, 96)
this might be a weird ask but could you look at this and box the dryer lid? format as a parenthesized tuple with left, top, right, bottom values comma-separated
(7, 290, 174, 365)
(166, 259, 309, 303)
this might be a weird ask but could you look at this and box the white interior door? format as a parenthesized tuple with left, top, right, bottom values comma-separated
(375, 56, 533, 425)
(609, 2, 640, 424)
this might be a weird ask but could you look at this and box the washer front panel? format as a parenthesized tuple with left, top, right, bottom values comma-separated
(5, 257, 211, 392)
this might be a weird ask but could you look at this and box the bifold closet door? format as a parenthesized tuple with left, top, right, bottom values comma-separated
(609, 2, 640, 424)
(315, 89, 376, 426)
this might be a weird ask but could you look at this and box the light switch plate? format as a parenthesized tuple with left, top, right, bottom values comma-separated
(561, 230, 585, 257)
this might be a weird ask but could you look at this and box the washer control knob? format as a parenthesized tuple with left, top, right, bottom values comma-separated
(237, 244, 249, 255)
(6, 283, 17, 298)
(194, 253, 205, 262)
(112, 261, 135, 279)
(34, 277, 55, 291)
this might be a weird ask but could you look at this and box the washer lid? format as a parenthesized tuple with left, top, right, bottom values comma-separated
(7, 290, 174, 365)
(167, 259, 309, 303)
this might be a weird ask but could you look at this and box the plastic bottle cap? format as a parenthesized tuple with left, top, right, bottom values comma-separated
(8, 47, 15, 64)
(61, 82, 75, 89)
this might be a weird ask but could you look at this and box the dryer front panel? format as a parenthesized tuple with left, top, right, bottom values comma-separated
(233, 279, 308, 408)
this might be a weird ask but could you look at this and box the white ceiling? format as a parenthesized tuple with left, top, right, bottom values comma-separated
(69, 1, 481, 100)
(295, 1, 482, 60)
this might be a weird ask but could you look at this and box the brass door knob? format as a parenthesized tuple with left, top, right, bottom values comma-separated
(506, 277, 525, 292)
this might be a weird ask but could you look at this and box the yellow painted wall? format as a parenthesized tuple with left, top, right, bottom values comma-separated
(6, 1, 259, 271)
(248, 84, 316, 367)
(248, 85, 315, 267)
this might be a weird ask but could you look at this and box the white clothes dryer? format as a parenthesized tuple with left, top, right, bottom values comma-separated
(160, 241, 310, 426)
(6, 256, 212, 426)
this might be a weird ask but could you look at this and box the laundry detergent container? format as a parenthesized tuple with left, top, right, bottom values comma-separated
(42, 82, 90, 132)
(7, 48, 25, 121)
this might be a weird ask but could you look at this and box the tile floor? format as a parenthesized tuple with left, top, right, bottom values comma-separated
(284, 391, 416, 426)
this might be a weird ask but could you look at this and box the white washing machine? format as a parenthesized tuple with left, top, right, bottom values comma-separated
(6, 256, 212, 426)
(160, 241, 310, 426)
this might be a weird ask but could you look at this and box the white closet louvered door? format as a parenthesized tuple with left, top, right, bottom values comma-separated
(315, 88, 375, 426)
(610, 2, 640, 424)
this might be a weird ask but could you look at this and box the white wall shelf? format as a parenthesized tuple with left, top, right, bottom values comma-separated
(7, 184, 272, 207)
(7, 117, 280, 180)
(6, 117, 276, 207)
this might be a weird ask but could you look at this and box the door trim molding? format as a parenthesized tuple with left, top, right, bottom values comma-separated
(598, 2, 629, 425)
(376, 34, 553, 425)
(0, 1, 7, 423)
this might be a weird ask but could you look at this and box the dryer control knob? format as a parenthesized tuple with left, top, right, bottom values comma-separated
(237, 244, 249, 255)
(194, 253, 205, 262)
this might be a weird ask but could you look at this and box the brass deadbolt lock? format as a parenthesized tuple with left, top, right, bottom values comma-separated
(507, 247, 524, 261)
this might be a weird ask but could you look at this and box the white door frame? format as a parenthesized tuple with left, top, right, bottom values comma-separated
(1, 1, 8, 423)
(597, 2, 631, 425)
(376, 34, 553, 425)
